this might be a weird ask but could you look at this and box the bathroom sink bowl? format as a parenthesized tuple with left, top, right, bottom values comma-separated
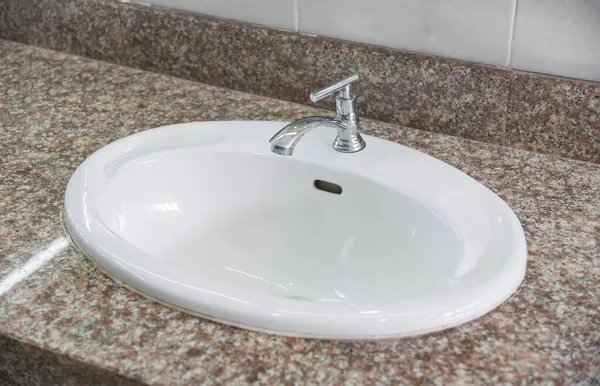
(64, 121, 527, 339)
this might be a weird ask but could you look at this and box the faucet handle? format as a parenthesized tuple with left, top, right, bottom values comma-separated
(310, 74, 359, 103)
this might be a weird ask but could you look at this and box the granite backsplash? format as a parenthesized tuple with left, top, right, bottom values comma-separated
(0, 0, 598, 164)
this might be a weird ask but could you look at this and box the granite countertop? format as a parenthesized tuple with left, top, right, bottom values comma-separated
(1, 39, 599, 384)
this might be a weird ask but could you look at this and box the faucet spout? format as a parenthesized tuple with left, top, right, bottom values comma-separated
(269, 117, 344, 156)
(268, 74, 366, 156)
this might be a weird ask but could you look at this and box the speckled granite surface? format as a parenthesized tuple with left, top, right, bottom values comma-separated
(0, 0, 123, 63)
(1, 40, 599, 385)
(0, 335, 141, 385)
(506, 73, 600, 164)
(1, 0, 598, 164)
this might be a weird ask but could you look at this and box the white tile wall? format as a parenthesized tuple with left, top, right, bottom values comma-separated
(511, 0, 600, 82)
(139, 0, 297, 31)
(132, 0, 600, 82)
(298, 0, 516, 66)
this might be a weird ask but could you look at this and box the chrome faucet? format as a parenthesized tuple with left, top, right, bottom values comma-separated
(269, 74, 366, 156)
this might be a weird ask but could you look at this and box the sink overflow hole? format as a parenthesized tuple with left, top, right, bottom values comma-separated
(314, 179, 342, 195)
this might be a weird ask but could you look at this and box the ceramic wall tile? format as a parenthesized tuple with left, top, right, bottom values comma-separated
(511, 0, 600, 82)
(298, 0, 515, 66)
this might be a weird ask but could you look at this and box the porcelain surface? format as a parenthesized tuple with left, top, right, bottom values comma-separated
(64, 121, 527, 339)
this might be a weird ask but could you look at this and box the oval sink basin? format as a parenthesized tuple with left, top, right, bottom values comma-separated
(64, 121, 527, 339)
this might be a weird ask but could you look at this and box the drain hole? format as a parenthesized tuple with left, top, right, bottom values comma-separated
(314, 179, 342, 195)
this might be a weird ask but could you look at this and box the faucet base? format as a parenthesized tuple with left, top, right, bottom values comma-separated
(333, 134, 366, 153)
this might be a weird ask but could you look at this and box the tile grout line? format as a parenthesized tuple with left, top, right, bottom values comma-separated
(506, 0, 520, 68)
(293, 0, 299, 32)
(503, 0, 519, 143)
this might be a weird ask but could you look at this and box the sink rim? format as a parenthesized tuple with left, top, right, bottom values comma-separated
(64, 120, 527, 340)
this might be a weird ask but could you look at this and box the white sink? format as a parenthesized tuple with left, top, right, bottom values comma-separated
(64, 121, 527, 339)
